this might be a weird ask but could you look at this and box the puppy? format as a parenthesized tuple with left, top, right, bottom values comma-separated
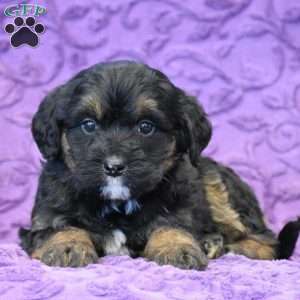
(19, 61, 300, 269)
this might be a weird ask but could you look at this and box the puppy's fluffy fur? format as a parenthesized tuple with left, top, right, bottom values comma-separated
(20, 61, 299, 269)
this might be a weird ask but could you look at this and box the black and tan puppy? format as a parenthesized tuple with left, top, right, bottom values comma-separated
(20, 61, 300, 269)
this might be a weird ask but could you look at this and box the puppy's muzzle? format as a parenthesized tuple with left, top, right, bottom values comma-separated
(103, 157, 127, 177)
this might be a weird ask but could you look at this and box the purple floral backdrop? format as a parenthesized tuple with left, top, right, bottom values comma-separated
(0, 0, 299, 257)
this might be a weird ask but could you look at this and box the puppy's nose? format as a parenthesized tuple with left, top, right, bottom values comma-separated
(103, 160, 127, 177)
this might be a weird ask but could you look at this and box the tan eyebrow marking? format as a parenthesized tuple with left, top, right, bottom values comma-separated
(80, 93, 102, 119)
(136, 98, 158, 114)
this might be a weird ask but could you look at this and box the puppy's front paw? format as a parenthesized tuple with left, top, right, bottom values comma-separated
(144, 228, 208, 270)
(32, 228, 98, 267)
(37, 241, 98, 267)
(146, 243, 208, 270)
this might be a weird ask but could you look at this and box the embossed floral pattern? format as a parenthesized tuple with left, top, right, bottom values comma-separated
(0, 246, 299, 299)
(0, 0, 299, 261)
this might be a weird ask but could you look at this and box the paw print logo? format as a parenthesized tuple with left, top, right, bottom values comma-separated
(4, 16, 45, 48)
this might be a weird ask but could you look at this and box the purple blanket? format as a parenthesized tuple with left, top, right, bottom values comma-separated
(0, 244, 299, 300)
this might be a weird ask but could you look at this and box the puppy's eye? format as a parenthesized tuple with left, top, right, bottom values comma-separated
(138, 120, 155, 136)
(80, 119, 97, 134)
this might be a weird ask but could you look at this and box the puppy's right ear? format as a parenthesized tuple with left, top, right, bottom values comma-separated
(32, 88, 64, 160)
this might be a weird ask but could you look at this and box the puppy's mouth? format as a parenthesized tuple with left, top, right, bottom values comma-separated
(100, 176, 130, 201)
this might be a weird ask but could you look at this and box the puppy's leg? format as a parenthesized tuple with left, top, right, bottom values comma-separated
(143, 227, 208, 270)
(32, 227, 98, 267)
(226, 234, 277, 260)
(203, 167, 278, 260)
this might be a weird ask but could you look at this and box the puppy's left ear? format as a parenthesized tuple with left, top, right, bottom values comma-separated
(178, 95, 212, 166)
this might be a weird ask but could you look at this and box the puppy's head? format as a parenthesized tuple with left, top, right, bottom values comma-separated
(32, 61, 211, 204)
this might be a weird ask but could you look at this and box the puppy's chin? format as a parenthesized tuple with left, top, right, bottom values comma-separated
(99, 177, 141, 216)
(100, 177, 130, 201)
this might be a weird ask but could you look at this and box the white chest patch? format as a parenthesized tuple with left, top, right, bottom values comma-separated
(101, 177, 130, 200)
(103, 229, 129, 256)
